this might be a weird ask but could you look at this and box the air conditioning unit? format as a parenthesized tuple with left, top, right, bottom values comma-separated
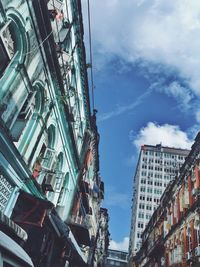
(191, 172, 196, 182)
(44, 173, 57, 192)
(41, 148, 56, 170)
(186, 252, 192, 261)
(192, 188, 197, 196)
(195, 246, 200, 257)
(192, 188, 200, 197)
(186, 227, 191, 236)
(83, 214, 93, 229)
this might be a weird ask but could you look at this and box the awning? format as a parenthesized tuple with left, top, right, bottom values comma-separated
(0, 211, 28, 241)
(12, 190, 53, 227)
(48, 211, 69, 240)
(0, 231, 34, 267)
(48, 211, 87, 264)
(69, 222, 91, 246)
(68, 230, 87, 264)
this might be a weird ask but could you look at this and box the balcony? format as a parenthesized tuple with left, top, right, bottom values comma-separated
(48, 0, 71, 43)
(0, 174, 14, 212)
(148, 234, 164, 256)
(68, 215, 91, 247)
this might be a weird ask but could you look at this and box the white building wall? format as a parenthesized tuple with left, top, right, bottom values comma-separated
(129, 145, 189, 256)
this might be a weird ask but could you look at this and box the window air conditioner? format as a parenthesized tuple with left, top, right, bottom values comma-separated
(84, 214, 93, 229)
(41, 148, 56, 170)
(186, 227, 191, 236)
(192, 188, 200, 197)
(192, 188, 197, 196)
(195, 246, 200, 257)
(191, 172, 196, 182)
(186, 252, 192, 261)
(44, 173, 57, 192)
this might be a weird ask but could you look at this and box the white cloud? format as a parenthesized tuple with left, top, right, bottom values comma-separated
(133, 122, 193, 150)
(109, 237, 129, 251)
(83, 0, 200, 101)
(161, 82, 193, 110)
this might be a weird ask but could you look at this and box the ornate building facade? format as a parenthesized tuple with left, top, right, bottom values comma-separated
(0, 0, 109, 266)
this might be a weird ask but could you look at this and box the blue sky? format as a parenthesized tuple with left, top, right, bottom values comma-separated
(82, 0, 200, 250)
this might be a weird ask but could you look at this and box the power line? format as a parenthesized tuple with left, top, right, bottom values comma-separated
(87, 0, 95, 111)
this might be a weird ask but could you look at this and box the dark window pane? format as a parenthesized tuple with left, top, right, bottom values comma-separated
(0, 41, 10, 77)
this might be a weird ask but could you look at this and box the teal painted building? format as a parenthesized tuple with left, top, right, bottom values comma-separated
(0, 0, 108, 266)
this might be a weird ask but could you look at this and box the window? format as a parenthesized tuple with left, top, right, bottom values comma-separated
(10, 91, 36, 141)
(146, 205, 152, 211)
(0, 12, 26, 80)
(141, 171, 147, 176)
(148, 172, 153, 178)
(0, 21, 15, 77)
(138, 212, 144, 219)
(146, 214, 151, 219)
(147, 187, 152, 193)
(140, 195, 145, 201)
(54, 153, 64, 191)
(57, 172, 70, 206)
(141, 179, 146, 184)
(143, 157, 147, 162)
(139, 203, 145, 209)
(138, 223, 144, 228)
(140, 187, 145, 192)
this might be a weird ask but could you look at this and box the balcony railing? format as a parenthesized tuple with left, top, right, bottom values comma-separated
(0, 175, 14, 212)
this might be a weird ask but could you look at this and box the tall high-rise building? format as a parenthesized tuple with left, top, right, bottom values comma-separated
(129, 144, 190, 258)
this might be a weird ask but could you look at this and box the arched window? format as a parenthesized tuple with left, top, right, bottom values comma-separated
(35, 85, 45, 115)
(10, 90, 36, 142)
(33, 124, 59, 193)
(54, 152, 65, 191)
(16, 82, 46, 156)
(0, 11, 27, 79)
(39, 125, 57, 171)
(57, 172, 70, 206)
(0, 20, 15, 76)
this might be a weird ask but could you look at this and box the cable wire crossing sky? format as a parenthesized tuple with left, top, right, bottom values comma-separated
(82, 0, 200, 251)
